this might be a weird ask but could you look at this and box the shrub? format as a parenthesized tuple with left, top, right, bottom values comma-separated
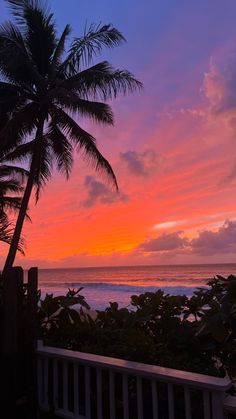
(38, 275, 236, 378)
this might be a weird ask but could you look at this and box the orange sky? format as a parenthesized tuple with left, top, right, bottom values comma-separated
(1, 0, 236, 268)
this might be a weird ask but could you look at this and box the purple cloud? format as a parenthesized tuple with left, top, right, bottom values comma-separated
(82, 176, 129, 208)
(120, 149, 164, 176)
(138, 220, 236, 256)
(190, 220, 236, 255)
(203, 57, 236, 127)
(220, 161, 236, 185)
(140, 231, 189, 252)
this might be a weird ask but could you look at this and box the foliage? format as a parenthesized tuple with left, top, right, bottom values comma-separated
(0, 163, 28, 251)
(0, 163, 28, 219)
(38, 274, 236, 379)
(0, 218, 25, 253)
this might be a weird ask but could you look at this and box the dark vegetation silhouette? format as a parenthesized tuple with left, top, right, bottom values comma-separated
(0, 0, 142, 272)
(38, 275, 236, 379)
(0, 163, 28, 252)
(36, 275, 236, 418)
(0, 163, 27, 221)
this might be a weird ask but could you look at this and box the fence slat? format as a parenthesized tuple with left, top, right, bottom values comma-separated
(137, 377, 143, 419)
(184, 387, 191, 419)
(151, 380, 158, 419)
(211, 391, 225, 419)
(27, 267, 38, 349)
(63, 361, 69, 412)
(37, 357, 43, 407)
(43, 357, 49, 409)
(123, 374, 129, 419)
(27, 267, 38, 416)
(85, 366, 91, 419)
(96, 368, 103, 419)
(73, 364, 79, 417)
(203, 391, 211, 419)
(1, 267, 22, 416)
(109, 371, 115, 419)
(168, 383, 175, 419)
(53, 359, 58, 410)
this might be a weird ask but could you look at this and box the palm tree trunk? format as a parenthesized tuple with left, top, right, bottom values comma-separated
(3, 119, 45, 274)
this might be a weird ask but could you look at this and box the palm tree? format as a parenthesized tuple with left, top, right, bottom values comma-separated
(0, 164, 28, 221)
(0, 164, 28, 254)
(0, 219, 25, 254)
(0, 0, 142, 273)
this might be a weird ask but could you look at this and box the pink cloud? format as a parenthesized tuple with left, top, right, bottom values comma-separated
(120, 149, 164, 177)
(82, 176, 129, 207)
(139, 231, 189, 252)
(190, 219, 236, 256)
(138, 220, 236, 258)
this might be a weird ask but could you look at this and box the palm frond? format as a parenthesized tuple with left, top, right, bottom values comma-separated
(51, 87, 114, 124)
(0, 195, 22, 211)
(0, 164, 29, 182)
(65, 23, 125, 72)
(47, 124, 73, 178)
(0, 93, 23, 115)
(62, 61, 143, 101)
(50, 24, 71, 72)
(0, 20, 41, 85)
(5, 0, 50, 24)
(0, 81, 34, 105)
(5, 0, 32, 18)
(50, 106, 118, 189)
(2, 141, 34, 162)
(5, 0, 27, 16)
(0, 180, 23, 194)
(0, 83, 29, 134)
(5, 0, 57, 77)
(23, 2, 57, 76)
(33, 139, 53, 201)
(0, 217, 25, 254)
(0, 102, 39, 155)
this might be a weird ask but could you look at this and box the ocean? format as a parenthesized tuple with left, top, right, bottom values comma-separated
(38, 264, 236, 310)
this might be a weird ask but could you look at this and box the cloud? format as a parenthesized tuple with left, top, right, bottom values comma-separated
(203, 57, 236, 127)
(152, 220, 186, 230)
(120, 149, 164, 176)
(190, 219, 236, 255)
(82, 176, 129, 208)
(176, 55, 236, 129)
(220, 162, 236, 184)
(152, 214, 232, 231)
(139, 231, 189, 252)
(139, 220, 236, 257)
(203, 60, 227, 107)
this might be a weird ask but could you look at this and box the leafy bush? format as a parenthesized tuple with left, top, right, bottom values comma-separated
(37, 274, 236, 379)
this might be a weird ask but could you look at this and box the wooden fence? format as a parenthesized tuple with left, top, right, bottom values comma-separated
(37, 342, 232, 419)
(0, 266, 38, 418)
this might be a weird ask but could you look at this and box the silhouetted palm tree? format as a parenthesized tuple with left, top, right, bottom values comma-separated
(0, 0, 142, 272)
(0, 164, 28, 254)
(0, 164, 28, 221)
(0, 219, 25, 254)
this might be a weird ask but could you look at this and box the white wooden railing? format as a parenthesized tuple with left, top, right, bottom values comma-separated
(37, 341, 232, 419)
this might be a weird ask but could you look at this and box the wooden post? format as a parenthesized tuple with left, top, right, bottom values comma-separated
(27, 267, 38, 417)
(27, 267, 38, 349)
(1, 267, 23, 416)
(0, 267, 39, 417)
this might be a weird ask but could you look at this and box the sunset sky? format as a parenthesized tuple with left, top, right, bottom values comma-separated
(1, 0, 236, 268)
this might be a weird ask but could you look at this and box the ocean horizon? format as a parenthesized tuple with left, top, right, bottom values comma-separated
(37, 263, 236, 310)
